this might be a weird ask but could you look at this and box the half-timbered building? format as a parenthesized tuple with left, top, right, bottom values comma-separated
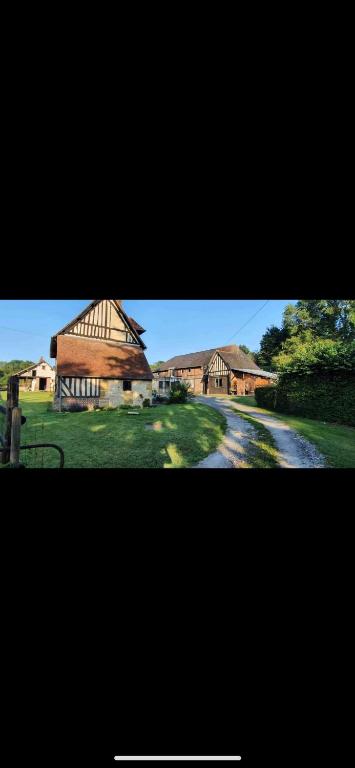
(50, 300, 153, 410)
(15, 357, 55, 392)
(154, 345, 276, 396)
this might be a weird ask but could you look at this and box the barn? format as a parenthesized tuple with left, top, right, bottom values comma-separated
(154, 344, 276, 396)
(15, 357, 56, 392)
(50, 299, 153, 410)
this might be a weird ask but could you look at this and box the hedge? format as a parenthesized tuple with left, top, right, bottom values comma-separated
(255, 372, 355, 426)
(254, 386, 277, 410)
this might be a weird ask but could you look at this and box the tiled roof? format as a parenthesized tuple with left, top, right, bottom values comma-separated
(156, 345, 259, 372)
(56, 336, 153, 380)
(128, 317, 146, 335)
(15, 358, 53, 376)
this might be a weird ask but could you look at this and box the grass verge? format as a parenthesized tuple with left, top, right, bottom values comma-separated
(1, 391, 227, 468)
(230, 396, 355, 468)
(231, 410, 279, 468)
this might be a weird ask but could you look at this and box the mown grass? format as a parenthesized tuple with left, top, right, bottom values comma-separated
(267, 414, 355, 468)
(1, 391, 226, 468)
(230, 396, 355, 468)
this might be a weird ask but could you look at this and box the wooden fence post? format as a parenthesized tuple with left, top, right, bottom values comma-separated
(10, 407, 22, 466)
(1, 376, 19, 465)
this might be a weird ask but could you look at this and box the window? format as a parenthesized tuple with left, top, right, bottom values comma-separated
(159, 381, 164, 390)
(123, 380, 132, 391)
(32, 370, 36, 377)
(42, 365, 45, 370)
(215, 378, 223, 387)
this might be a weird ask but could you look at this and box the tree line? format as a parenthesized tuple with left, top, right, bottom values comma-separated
(0, 360, 34, 388)
(255, 300, 355, 372)
(150, 301, 355, 374)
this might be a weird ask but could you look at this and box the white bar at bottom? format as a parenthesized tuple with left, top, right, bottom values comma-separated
(114, 759, 242, 762)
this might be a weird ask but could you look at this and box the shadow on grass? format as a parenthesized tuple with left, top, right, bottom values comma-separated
(16, 399, 226, 468)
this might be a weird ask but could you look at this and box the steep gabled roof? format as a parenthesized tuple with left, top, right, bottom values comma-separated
(15, 358, 54, 376)
(56, 336, 153, 380)
(50, 300, 146, 357)
(156, 345, 259, 372)
(217, 348, 259, 372)
(128, 317, 146, 335)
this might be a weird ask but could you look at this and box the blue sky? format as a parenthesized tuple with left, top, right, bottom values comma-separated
(0, 299, 296, 364)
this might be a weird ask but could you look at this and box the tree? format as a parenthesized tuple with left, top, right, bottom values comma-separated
(273, 338, 355, 374)
(254, 326, 289, 371)
(239, 344, 256, 361)
(0, 360, 35, 387)
(255, 300, 355, 372)
(150, 361, 166, 372)
(282, 300, 355, 342)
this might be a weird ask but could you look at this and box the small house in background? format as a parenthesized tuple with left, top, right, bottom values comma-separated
(154, 345, 276, 396)
(50, 299, 153, 410)
(16, 357, 56, 392)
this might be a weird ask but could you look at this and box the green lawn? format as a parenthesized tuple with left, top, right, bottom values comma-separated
(231, 396, 355, 468)
(1, 391, 226, 468)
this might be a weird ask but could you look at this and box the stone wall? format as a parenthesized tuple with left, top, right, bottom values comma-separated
(52, 396, 100, 411)
(99, 379, 152, 408)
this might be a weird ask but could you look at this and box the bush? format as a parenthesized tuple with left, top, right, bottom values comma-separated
(142, 399, 151, 408)
(168, 381, 192, 404)
(152, 394, 167, 403)
(65, 403, 88, 412)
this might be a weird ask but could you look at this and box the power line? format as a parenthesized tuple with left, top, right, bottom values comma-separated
(0, 325, 48, 339)
(226, 300, 271, 342)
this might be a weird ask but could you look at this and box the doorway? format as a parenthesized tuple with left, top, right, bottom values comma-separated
(39, 378, 46, 391)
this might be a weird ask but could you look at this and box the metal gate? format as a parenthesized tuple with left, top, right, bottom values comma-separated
(0, 376, 64, 469)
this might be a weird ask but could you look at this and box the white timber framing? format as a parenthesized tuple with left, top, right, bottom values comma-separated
(207, 351, 230, 377)
(60, 377, 100, 398)
(59, 300, 141, 346)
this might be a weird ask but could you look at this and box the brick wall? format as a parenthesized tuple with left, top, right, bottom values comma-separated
(230, 372, 272, 395)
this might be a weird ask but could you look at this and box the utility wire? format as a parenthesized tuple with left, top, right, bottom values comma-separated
(226, 300, 270, 342)
(0, 325, 49, 338)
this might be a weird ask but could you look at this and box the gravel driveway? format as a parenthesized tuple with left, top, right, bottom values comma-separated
(195, 396, 326, 469)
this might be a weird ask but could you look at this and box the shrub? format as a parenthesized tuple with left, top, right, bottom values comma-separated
(152, 394, 167, 403)
(142, 399, 151, 408)
(65, 403, 88, 412)
(168, 381, 192, 404)
(254, 385, 277, 410)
